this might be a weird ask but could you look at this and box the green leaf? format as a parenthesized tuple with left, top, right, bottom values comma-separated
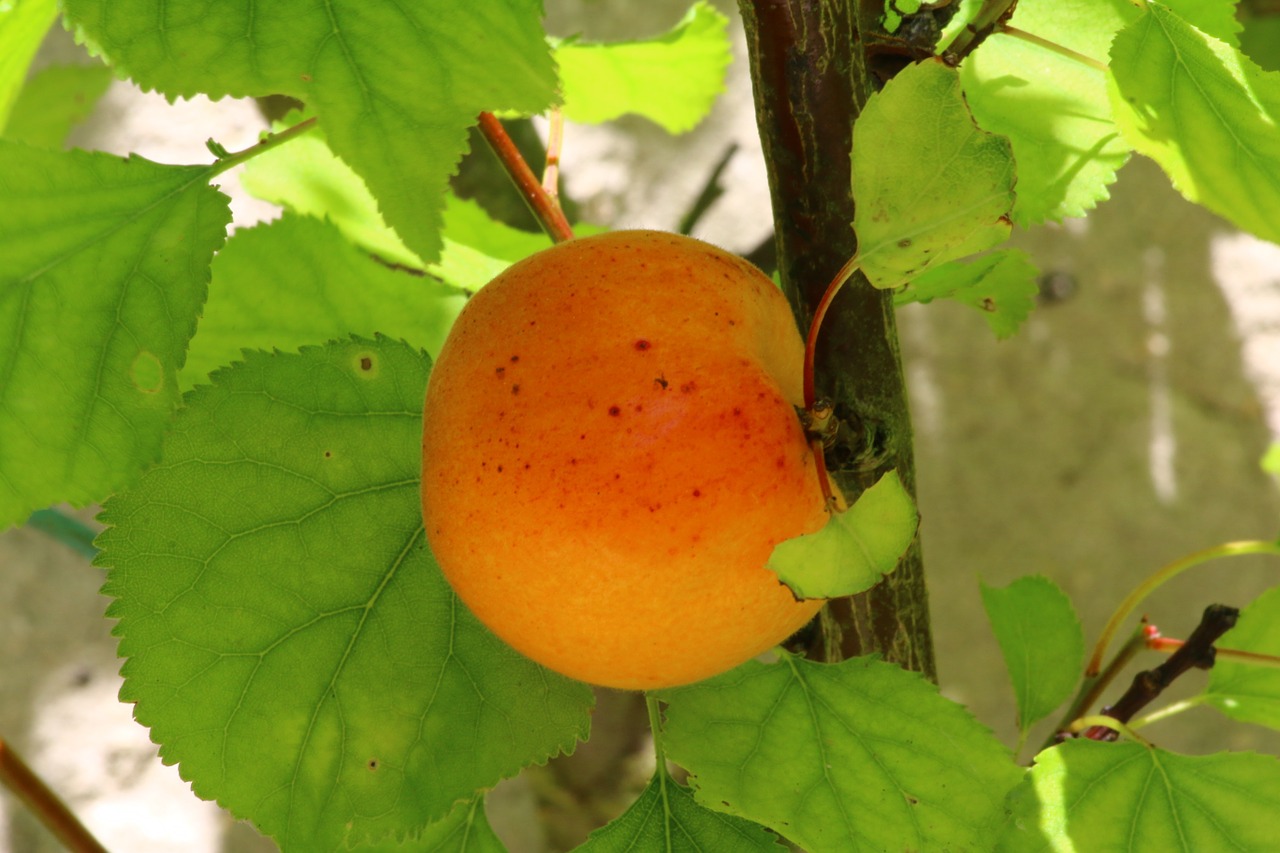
(1242, 11, 1280, 72)
(555, 1, 731, 133)
(894, 249, 1039, 338)
(852, 58, 1015, 289)
(959, 0, 1132, 224)
(3, 62, 113, 147)
(0, 143, 228, 528)
(980, 575, 1084, 745)
(767, 470, 917, 599)
(578, 769, 784, 852)
(0, 0, 57, 131)
(1203, 584, 1280, 730)
(1109, 2, 1280, 244)
(183, 214, 466, 388)
(394, 797, 505, 853)
(96, 338, 592, 851)
(1000, 741, 1280, 851)
(657, 654, 1021, 853)
(62, 0, 557, 263)
(239, 114, 552, 288)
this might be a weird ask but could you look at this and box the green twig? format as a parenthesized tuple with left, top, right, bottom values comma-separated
(1130, 696, 1207, 730)
(1066, 714, 1153, 747)
(1086, 540, 1280, 677)
(999, 24, 1109, 73)
(1041, 624, 1147, 754)
(208, 116, 318, 177)
(25, 509, 98, 559)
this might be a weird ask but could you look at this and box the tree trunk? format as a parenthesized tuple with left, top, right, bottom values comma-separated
(738, 0, 936, 678)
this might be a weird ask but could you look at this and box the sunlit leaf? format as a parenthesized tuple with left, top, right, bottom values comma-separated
(578, 769, 784, 852)
(63, 0, 557, 263)
(960, 0, 1132, 224)
(556, 1, 730, 133)
(1203, 584, 1280, 731)
(183, 214, 466, 388)
(1000, 740, 1280, 850)
(96, 338, 592, 851)
(853, 58, 1015, 289)
(1109, 2, 1280, 244)
(0, 143, 227, 528)
(980, 575, 1084, 745)
(658, 654, 1020, 853)
(3, 62, 113, 147)
(894, 249, 1039, 338)
(767, 470, 916, 599)
(0, 0, 56, 131)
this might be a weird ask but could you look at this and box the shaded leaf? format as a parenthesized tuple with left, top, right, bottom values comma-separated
(0, 143, 227, 528)
(1109, 2, 1280, 244)
(658, 654, 1020, 853)
(853, 58, 1015, 289)
(767, 470, 917, 599)
(3, 62, 113, 147)
(63, 0, 557, 262)
(1203, 584, 1280, 731)
(980, 575, 1085, 744)
(1000, 740, 1280, 851)
(184, 214, 466, 388)
(894, 249, 1039, 338)
(556, 1, 731, 133)
(578, 769, 783, 852)
(96, 338, 592, 851)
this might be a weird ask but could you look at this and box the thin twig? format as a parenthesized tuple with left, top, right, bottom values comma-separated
(208, 116, 318, 177)
(1086, 540, 1280, 677)
(476, 112, 575, 244)
(998, 24, 1109, 73)
(1043, 623, 1148, 753)
(0, 738, 108, 853)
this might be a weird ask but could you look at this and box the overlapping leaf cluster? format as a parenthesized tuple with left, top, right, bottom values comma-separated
(5, 0, 1280, 849)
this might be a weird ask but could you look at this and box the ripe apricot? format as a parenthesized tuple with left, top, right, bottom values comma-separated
(421, 230, 827, 690)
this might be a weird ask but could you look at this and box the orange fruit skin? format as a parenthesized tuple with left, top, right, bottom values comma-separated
(421, 230, 827, 690)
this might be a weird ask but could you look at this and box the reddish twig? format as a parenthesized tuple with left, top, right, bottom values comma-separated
(0, 737, 108, 853)
(476, 112, 575, 244)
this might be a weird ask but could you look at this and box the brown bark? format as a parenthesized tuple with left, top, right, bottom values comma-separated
(738, 0, 936, 678)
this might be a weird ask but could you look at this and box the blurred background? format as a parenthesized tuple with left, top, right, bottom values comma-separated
(4, 1, 1280, 849)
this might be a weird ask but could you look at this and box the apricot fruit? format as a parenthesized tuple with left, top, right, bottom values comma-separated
(421, 230, 828, 690)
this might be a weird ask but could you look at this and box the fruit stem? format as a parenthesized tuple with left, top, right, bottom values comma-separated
(801, 257, 861, 514)
(1085, 540, 1280, 677)
(476, 111, 576, 244)
(0, 737, 108, 853)
(803, 256, 861, 410)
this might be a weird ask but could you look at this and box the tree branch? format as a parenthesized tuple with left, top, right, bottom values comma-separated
(738, 0, 935, 677)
